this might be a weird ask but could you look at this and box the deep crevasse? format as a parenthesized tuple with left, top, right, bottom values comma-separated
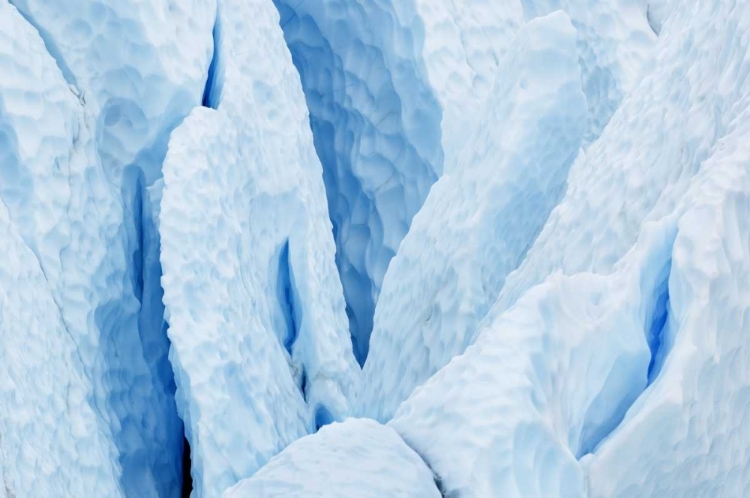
(273, 0, 444, 363)
(0, 0, 214, 495)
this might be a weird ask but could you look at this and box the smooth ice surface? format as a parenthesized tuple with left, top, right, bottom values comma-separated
(222, 418, 440, 498)
(274, 0, 444, 362)
(521, 0, 655, 144)
(415, 0, 524, 170)
(359, 11, 587, 422)
(159, 1, 359, 496)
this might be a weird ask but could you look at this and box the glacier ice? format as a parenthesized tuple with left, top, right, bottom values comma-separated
(390, 219, 677, 497)
(0, 0, 214, 495)
(222, 419, 440, 498)
(391, 0, 750, 496)
(415, 0, 525, 171)
(585, 113, 750, 498)
(1, 0, 750, 496)
(0, 4, 122, 495)
(274, 0, 444, 363)
(521, 0, 655, 144)
(159, 1, 359, 496)
(274, 0, 653, 363)
(359, 11, 587, 422)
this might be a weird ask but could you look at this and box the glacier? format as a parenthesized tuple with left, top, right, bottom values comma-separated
(0, 0, 749, 497)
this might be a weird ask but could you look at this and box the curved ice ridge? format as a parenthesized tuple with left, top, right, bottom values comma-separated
(159, 1, 359, 496)
(359, 11, 588, 422)
(223, 419, 440, 498)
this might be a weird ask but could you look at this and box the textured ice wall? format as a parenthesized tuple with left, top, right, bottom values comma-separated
(0, 3, 122, 495)
(390, 221, 677, 497)
(493, 0, 750, 327)
(274, 0, 443, 363)
(582, 3, 750, 494)
(358, 12, 587, 422)
(3, 0, 215, 495)
(274, 0, 652, 363)
(390, 1, 750, 495)
(9, 0, 215, 183)
(159, 1, 359, 496)
(222, 419, 440, 498)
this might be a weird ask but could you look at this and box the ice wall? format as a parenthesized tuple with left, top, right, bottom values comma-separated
(586, 112, 750, 498)
(390, 219, 677, 497)
(414, 0, 525, 170)
(273, 0, 443, 363)
(159, 1, 360, 496)
(388, 1, 750, 495)
(521, 0, 655, 144)
(2, 0, 215, 495)
(0, 4, 122, 494)
(359, 11, 587, 421)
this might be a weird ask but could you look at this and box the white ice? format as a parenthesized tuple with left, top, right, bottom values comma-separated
(222, 418, 440, 498)
(159, 1, 359, 496)
(359, 11, 587, 422)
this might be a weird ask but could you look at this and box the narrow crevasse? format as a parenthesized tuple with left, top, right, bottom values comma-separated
(181, 436, 193, 498)
(644, 260, 672, 386)
(0, 0, 217, 495)
(275, 240, 301, 357)
(273, 0, 444, 364)
(202, 13, 221, 110)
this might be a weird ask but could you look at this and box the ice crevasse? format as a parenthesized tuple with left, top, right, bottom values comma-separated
(0, 0, 749, 497)
(0, 0, 213, 496)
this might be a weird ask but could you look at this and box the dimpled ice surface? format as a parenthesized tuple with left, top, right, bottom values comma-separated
(1, 0, 749, 497)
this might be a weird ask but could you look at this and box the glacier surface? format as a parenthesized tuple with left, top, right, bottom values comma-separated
(1, 0, 750, 497)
